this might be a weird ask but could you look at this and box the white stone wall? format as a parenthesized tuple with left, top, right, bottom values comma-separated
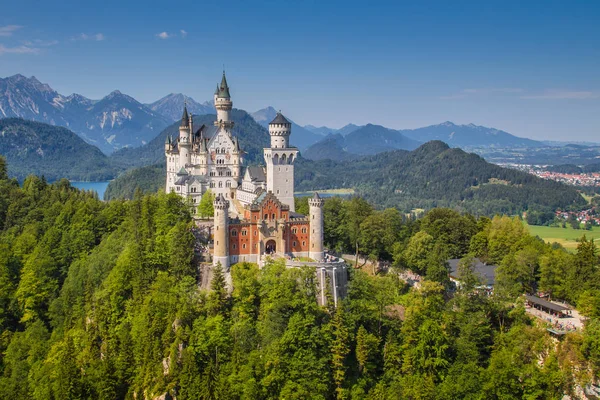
(264, 148, 298, 212)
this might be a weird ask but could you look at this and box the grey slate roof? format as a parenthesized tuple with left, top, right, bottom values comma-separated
(525, 295, 569, 312)
(269, 112, 290, 125)
(197, 125, 219, 140)
(174, 174, 207, 186)
(176, 167, 188, 176)
(246, 166, 266, 182)
(217, 72, 231, 98)
(180, 105, 189, 127)
(448, 258, 497, 286)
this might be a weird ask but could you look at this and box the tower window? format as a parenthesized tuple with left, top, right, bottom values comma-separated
(232, 230, 237, 236)
(302, 241, 306, 246)
(272, 213, 276, 220)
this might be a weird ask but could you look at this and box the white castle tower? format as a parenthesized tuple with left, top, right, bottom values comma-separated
(214, 72, 233, 128)
(309, 192, 325, 261)
(213, 193, 230, 269)
(264, 111, 298, 211)
(178, 103, 192, 167)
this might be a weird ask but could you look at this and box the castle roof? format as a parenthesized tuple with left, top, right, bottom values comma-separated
(174, 174, 206, 186)
(176, 167, 188, 176)
(269, 111, 290, 125)
(180, 104, 189, 127)
(245, 166, 266, 182)
(216, 71, 231, 99)
(312, 192, 321, 200)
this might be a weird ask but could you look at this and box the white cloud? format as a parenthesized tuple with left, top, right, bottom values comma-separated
(0, 44, 40, 55)
(520, 90, 597, 100)
(156, 31, 172, 39)
(22, 39, 59, 47)
(180, 29, 188, 38)
(72, 33, 105, 41)
(440, 87, 524, 100)
(0, 25, 23, 37)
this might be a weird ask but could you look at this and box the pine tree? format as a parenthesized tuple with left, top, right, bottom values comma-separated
(331, 304, 349, 399)
(197, 190, 215, 219)
(207, 262, 228, 316)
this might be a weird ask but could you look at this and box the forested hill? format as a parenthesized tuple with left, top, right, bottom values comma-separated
(109, 109, 270, 169)
(0, 118, 117, 181)
(2, 159, 600, 398)
(296, 141, 586, 215)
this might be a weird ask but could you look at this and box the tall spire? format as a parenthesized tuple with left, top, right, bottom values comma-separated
(217, 71, 231, 98)
(180, 102, 189, 128)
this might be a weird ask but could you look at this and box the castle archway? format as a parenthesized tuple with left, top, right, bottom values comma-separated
(265, 240, 276, 255)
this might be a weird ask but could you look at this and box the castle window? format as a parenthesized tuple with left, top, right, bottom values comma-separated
(254, 230, 257, 236)
(293, 241, 297, 246)
(272, 213, 276, 220)
(302, 241, 306, 246)
(292, 228, 297, 234)
(312, 243, 314, 248)
(242, 244, 246, 249)
(264, 214, 268, 220)
(210, 182, 215, 188)
(226, 181, 231, 188)
(219, 182, 223, 188)
(232, 230, 237, 236)
(242, 230, 247, 236)
(302, 227, 307, 234)
(233, 244, 237, 249)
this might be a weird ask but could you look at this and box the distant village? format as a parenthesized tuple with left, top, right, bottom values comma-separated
(503, 163, 600, 187)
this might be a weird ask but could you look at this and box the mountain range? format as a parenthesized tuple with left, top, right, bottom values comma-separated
(0, 118, 116, 181)
(303, 124, 421, 161)
(146, 93, 214, 121)
(250, 106, 323, 150)
(0, 75, 174, 154)
(302, 121, 544, 161)
(0, 74, 553, 159)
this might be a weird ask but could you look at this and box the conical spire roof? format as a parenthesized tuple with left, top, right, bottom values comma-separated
(269, 111, 290, 125)
(216, 71, 231, 98)
(180, 103, 190, 127)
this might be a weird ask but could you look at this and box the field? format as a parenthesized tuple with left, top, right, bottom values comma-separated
(525, 223, 600, 250)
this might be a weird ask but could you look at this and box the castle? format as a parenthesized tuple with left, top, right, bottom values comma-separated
(164, 73, 346, 297)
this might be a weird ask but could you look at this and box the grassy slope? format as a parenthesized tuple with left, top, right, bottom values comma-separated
(525, 223, 600, 249)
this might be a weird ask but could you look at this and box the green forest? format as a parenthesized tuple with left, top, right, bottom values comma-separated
(0, 119, 117, 182)
(2, 157, 600, 399)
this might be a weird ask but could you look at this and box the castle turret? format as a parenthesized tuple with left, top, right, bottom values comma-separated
(264, 111, 298, 211)
(214, 71, 233, 128)
(213, 193, 230, 269)
(309, 192, 325, 261)
(179, 104, 191, 167)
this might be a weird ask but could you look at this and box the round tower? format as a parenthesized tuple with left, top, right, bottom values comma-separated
(214, 71, 233, 126)
(309, 192, 325, 261)
(179, 104, 191, 167)
(213, 193, 230, 269)
(268, 111, 292, 149)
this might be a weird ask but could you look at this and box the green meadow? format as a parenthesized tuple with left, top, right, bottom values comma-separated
(525, 223, 600, 250)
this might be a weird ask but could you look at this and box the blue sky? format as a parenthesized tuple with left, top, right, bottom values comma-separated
(1, 0, 599, 141)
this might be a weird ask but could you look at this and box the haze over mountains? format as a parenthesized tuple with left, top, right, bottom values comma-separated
(0, 74, 582, 165)
(0, 75, 172, 154)
(147, 94, 214, 121)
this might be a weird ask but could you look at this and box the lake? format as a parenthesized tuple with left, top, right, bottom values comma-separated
(70, 181, 111, 200)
